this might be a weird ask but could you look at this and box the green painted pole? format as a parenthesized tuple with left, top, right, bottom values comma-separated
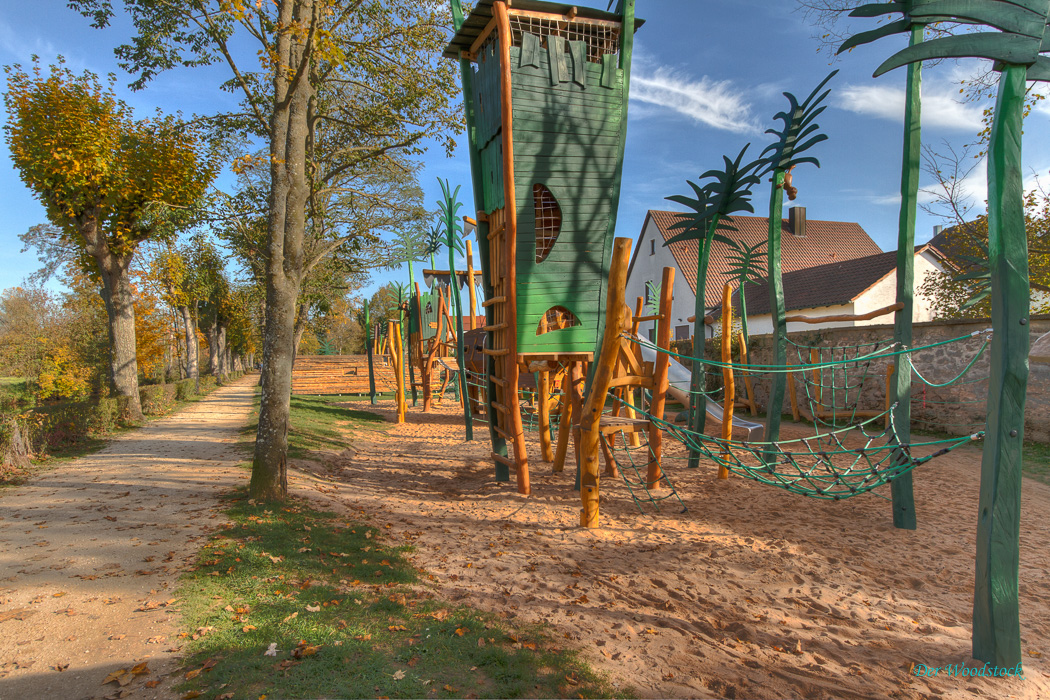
(687, 220, 717, 469)
(764, 170, 787, 459)
(447, 217, 473, 441)
(889, 26, 922, 531)
(364, 300, 376, 405)
(973, 62, 1029, 669)
(406, 262, 419, 407)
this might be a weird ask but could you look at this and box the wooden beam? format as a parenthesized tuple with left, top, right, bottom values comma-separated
(538, 369, 553, 462)
(469, 15, 499, 58)
(718, 283, 733, 480)
(507, 7, 621, 30)
(785, 302, 904, 325)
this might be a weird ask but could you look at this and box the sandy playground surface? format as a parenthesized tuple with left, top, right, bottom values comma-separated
(290, 396, 1050, 700)
(0, 377, 1047, 699)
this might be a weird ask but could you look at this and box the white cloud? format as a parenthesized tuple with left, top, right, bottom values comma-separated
(630, 66, 758, 134)
(836, 83, 984, 131)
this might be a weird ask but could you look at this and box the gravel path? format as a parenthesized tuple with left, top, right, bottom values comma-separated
(0, 377, 255, 700)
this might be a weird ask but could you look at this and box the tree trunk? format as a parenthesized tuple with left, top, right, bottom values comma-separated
(82, 219, 143, 422)
(251, 0, 315, 501)
(205, 318, 219, 377)
(217, 324, 228, 381)
(178, 305, 199, 388)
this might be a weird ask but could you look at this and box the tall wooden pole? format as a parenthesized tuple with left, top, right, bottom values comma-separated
(646, 266, 674, 488)
(718, 282, 734, 480)
(580, 238, 632, 528)
(466, 240, 478, 331)
(364, 300, 376, 405)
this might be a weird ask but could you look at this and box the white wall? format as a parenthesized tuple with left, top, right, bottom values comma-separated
(625, 216, 710, 342)
(854, 250, 945, 324)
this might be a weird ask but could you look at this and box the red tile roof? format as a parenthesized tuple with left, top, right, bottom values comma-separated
(646, 210, 883, 308)
(737, 249, 903, 316)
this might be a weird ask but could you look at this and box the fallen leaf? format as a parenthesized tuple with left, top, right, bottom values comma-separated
(282, 612, 298, 623)
(443, 684, 455, 692)
(0, 608, 37, 623)
(185, 669, 201, 680)
(145, 680, 160, 688)
(182, 692, 201, 700)
(392, 670, 405, 680)
(242, 625, 257, 633)
(146, 636, 165, 644)
(217, 694, 234, 700)
(305, 605, 321, 613)
(131, 662, 150, 676)
(388, 625, 406, 632)
(52, 663, 69, 672)
(109, 634, 126, 641)
(264, 643, 278, 657)
(102, 669, 128, 686)
(52, 592, 67, 598)
(354, 634, 372, 641)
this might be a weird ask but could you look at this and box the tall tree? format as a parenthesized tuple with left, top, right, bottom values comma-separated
(4, 61, 214, 420)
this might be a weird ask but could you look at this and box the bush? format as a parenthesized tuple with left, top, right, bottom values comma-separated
(175, 378, 197, 401)
(199, 376, 218, 393)
(140, 384, 177, 416)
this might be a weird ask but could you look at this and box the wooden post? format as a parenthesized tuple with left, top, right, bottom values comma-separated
(389, 321, 405, 423)
(885, 363, 895, 429)
(494, 0, 530, 496)
(718, 283, 734, 479)
(737, 331, 757, 416)
(553, 367, 574, 472)
(647, 266, 675, 488)
(788, 362, 800, 422)
(364, 300, 377, 406)
(810, 347, 822, 417)
(580, 238, 632, 528)
(466, 240, 478, 331)
(538, 369, 553, 462)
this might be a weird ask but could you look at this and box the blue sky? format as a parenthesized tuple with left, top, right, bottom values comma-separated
(2, 1, 1048, 301)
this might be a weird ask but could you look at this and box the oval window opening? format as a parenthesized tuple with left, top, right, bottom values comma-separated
(536, 306, 581, 336)
(533, 184, 562, 263)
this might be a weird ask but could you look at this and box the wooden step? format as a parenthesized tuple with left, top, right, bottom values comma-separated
(481, 296, 506, 307)
(491, 452, 516, 467)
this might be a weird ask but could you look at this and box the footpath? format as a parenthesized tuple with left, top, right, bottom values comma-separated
(0, 377, 256, 700)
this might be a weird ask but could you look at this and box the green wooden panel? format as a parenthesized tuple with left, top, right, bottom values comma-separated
(521, 32, 540, 68)
(512, 116, 621, 138)
(601, 54, 619, 89)
(513, 83, 623, 107)
(513, 128, 622, 147)
(547, 36, 568, 85)
(512, 98, 622, 123)
(569, 40, 588, 87)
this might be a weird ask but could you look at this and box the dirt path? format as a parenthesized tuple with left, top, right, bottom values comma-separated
(0, 377, 256, 700)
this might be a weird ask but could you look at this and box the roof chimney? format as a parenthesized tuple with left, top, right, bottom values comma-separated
(933, 224, 943, 237)
(789, 206, 806, 238)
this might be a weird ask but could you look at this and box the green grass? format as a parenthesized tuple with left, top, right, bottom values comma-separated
(1023, 441, 1050, 487)
(179, 392, 624, 699)
(175, 493, 622, 699)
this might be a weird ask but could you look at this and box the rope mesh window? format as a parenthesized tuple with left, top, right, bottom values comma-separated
(509, 15, 620, 63)
(537, 306, 581, 335)
(533, 184, 562, 263)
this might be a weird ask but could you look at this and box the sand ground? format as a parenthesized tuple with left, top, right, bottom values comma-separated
(1, 379, 1047, 700)
(0, 378, 255, 700)
(290, 397, 1050, 700)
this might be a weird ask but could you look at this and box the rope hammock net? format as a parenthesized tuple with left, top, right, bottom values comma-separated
(605, 329, 992, 502)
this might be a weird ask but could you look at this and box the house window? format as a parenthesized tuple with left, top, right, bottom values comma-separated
(533, 184, 562, 263)
(675, 325, 690, 341)
(644, 281, 653, 304)
(648, 328, 655, 343)
(650, 239, 655, 255)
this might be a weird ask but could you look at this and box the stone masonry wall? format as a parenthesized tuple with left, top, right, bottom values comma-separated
(672, 315, 1050, 443)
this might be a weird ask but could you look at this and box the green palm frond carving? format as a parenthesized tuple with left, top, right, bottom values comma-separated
(437, 179, 465, 256)
(664, 144, 765, 247)
(725, 239, 768, 284)
(762, 70, 837, 173)
(843, 0, 1050, 79)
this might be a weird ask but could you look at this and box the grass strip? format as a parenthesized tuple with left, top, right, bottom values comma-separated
(174, 492, 621, 699)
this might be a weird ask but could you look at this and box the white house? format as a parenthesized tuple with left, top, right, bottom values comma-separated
(735, 246, 949, 336)
(625, 207, 884, 341)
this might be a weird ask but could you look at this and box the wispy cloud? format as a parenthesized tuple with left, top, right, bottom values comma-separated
(836, 83, 984, 131)
(631, 65, 758, 134)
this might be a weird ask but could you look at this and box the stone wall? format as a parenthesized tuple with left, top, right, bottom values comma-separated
(672, 315, 1050, 443)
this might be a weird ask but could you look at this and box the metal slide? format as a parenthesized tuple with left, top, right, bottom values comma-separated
(633, 335, 765, 441)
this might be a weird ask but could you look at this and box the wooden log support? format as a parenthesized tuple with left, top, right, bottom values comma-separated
(788, 362, 800, 422)
(495, 0, 530, 496)
(553, 367, 574, 473)
(538, 369, 553, 462)
(718, 283, 734, 480)
(579, 238, 632, 528)
(389, 321, 406, 424)
(737, 331, 758, 416)
(646, 266, 675, 488)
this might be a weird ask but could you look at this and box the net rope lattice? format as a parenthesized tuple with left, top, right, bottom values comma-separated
(508, 15, 621, 64)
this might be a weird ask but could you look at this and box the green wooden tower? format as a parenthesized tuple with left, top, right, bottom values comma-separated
(445, 0, 640, 493)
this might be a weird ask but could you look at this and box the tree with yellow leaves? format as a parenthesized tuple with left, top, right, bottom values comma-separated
(4, 61, 215, 420)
